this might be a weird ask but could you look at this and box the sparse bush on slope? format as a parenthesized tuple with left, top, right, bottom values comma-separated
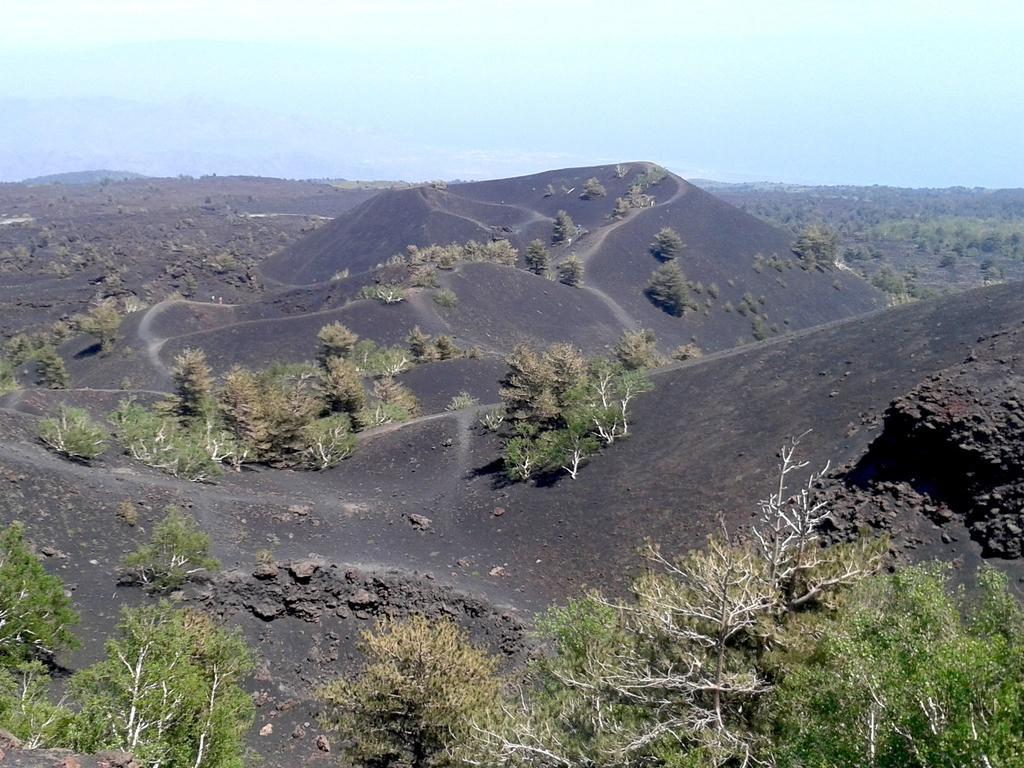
(38, 405, 108, 461)
(123, 506, 218, 590)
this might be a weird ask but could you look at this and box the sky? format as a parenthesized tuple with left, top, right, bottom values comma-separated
(1, 0, 1022, 186)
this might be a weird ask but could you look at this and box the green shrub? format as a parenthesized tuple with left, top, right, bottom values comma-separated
(358, 283, 406, 304)
(433, 289, 458, 309)
(302, 414, 356, 469)
(35, 346, 68, 389)
(109, 399, 223, 482)
(123, 506, 218, 590)
(581, 177, 606, 200)
(446, 392, 479, 411)
(318, 616, 500, 768)
(38, 405, 107, 461)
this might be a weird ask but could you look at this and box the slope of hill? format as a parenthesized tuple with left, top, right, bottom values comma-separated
(20, 169, 149, 185)
(3, 277, 1023, 766)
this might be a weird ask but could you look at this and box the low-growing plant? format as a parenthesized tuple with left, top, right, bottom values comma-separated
(359, 283, 406, 304)
(302, 414, 356, 469)
(446, 392, 479, 411)
(477, 408, 505, 432)
(433, 289, 458, 309)
(38, 405, 107, 461)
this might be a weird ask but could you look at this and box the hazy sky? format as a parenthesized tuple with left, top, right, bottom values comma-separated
(2, 0, 1022, 186)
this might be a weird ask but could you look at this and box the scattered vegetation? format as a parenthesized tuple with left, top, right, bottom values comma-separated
(305, 442, 1024, 768)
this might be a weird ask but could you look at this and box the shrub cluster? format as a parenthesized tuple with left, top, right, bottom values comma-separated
(498, 342, 652, 481)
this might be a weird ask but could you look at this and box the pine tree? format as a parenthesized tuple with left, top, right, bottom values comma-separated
(172, 348, 215, 422)
(322, 356, 366, 413)
(614, 329, 660, 370)
(581, 177, 606, 200)
(76, 300, 122, 355)
(317, 322, 358, 365)
(35, 346, 68, 389)
(553, 210, 576, 244)
(406, 326, 438, 361)
(650, 227, 685, 260)
(645, 261, 691, 316)
(433, 335, 460, 360)
(524, 239, 551, 276)
(373, 376, 420, 417)
(558, 254, 584, 286)
(219, 366, 270, 455)
(611, 197, 630, 219)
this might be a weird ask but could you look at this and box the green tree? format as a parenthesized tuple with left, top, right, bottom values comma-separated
(770, 565, 1024, 767)
(524, 239, 551, 276)
(791, 224, 838, 268)
(318, 615, 501, 768)
(321, 356, 367, 414)
(613, 328, 660, 370)
(38, 405, 108, 461)
(123, 506, 218, 590)
(70, 603, 253, 768)
(581, 177, 606, 200)
(218, 366, 270, 456)
(35, 346, 68, 389)
(317, 321, 359, 364)
(645, 261, 692, 316)
(76, 300, 122, 355)
(650, 227, 685, 260)
(558, 254, 584, 286)
(611, 196, 630, 219)
(0, 523, 78, 665)
(172, 347, 215, 422)
(0, 661, 75, 748)
(552, 210, 576, 244)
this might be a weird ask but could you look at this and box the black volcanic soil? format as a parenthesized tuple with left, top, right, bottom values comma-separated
(0, 176, 378, 337)
(3, 166, 1023, 767)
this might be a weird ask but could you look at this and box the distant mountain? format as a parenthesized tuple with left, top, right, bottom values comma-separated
(21, 169, 148, 185)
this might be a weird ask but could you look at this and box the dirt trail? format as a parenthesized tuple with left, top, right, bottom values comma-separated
(558, 176, 688, 332)
(135, 299, 175, 380)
